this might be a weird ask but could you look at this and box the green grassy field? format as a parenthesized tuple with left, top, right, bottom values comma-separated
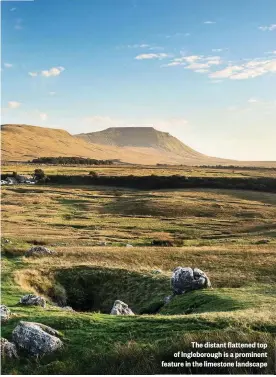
(1, 166, 276, 374)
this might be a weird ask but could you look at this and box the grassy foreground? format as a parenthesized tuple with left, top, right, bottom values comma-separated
(1, 179, 276, 374)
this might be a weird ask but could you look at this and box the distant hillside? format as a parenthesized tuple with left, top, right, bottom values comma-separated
(2, 124, 275, 167)
(76, 126, 231, 164)
(76, 127, 205, 158)
(1, 124, 212, 165)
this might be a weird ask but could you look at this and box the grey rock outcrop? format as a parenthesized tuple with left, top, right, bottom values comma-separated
(110, 300, 134, 315)
(25, 245, 56, 257)
(12, 321, 63, 356)
(1, 305, 11, 322)
(1, 338, 18, 359)
(171, 267, 211, 295)
(19, 294, 46, 308)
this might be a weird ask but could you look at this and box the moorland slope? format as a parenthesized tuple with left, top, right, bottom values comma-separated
(2, 124, 275, 167)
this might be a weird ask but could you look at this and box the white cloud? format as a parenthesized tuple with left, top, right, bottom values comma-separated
(212, 49, 223, 52)
(135, 53, 170, 60)
(49, 92, 56, 96)
(248, 98, 258, 103)
(8, 101, 21, 109)
(204, 21, 216, 24)
(40, 113, 48, 121)
(164, 55, 222, 72)
(127, 43, 150, 48)
(209, 65, 243, 78)
(165, 51, 276, 81)
(41, 66, 65, 77)
(4, 63, 13, 68)
(28, 67, 65, 78)
(258, 24, 276, 31)
(210, 58, 276, 80)
(10, 8, 16, 12)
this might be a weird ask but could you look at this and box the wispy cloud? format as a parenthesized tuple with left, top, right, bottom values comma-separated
(165, 32, 190, 38)
(15, 19, 23, 30)
(8, 101, 21, 109)
(119, 43, 163, 51)
(248, 98, 259, 103)
(204, 21, 216, 24)
(28, 66, 65, 78)
(258, 24, 276, 31)
(127, 43, 150, 48)
(49, 92, 56, 96)
(135, 53, 170, 60)
(41, 66, 65, 77)
(164, 55, 222, 72)
(40, 113, 48, 121)
(209, 58, 276, 80)
(10, 8, 16, 12)
(4, 63, 13, 68)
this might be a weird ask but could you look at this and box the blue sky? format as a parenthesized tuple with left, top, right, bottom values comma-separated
(1, 0, 276, 160)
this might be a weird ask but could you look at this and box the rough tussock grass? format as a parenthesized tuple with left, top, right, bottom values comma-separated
(1, 181, 276, 374)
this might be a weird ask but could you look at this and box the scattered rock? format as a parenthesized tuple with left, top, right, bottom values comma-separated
(110, 300, 134, 315)
(12, 321, 63, 356)
(1, 305, 11, 322)
(1, 338, 18, 359)
(171, 267, 212, 295)
(3, 239, 11, 244)
(25, 245, 56, 257)
(126, 244, 134, 248)
(256, 239, 270, 245)
(19, 294, 46, 308)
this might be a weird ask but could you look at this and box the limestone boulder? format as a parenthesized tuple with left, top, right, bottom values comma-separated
(1, 338, 18, 359)
(25, 245, 56, 257)
(171, 267, 211, 295)
(12, 321, 63, 356)
(19, 294, 46, 308)
(1, 305, 11, 322)
(110, 300, 134, 315)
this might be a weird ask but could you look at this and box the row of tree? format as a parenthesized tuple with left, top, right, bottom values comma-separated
(29, 157, 114, 165)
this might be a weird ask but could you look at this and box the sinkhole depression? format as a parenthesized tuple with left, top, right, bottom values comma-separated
(17, 266, 247, 315)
